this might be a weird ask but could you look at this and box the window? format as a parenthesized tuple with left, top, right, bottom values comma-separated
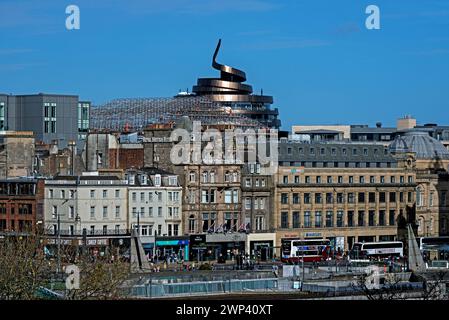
(359, 176, 365, 184)
(287, 147, 292, 155)
(369, 192, 376, 203)
(369, 211, 375, 226)
(389, 210, 396, 226)
(61, 190, 65, 199)
(358, 193, 365, 203)
(442, 191, 447, 206)
(370, 176, 375, 184)
(90, 190, 95, 198)
(52, 206, 57, 219)
(115, 206, 120, 218)
(347, 211, 354, 227)
(115, 190, 120, 197)
(326, 193, 333, 204)
(49, 189, 54, 198)
(327, 176, 333, 184)
(103, 190, 107, 198)
(293, 193, 300, 204)
(140, 207, 145, 217)
(417, 187, 423, 207)
(281, 212, 289, 228)
(255, 216, 264, 231)
(232, 190, 239, 203)
(338, 176, 343, 184)
(400, 176, 405, 184)
(358, 211, 365, 226)
(245, 198, 252, 210)
(337, 211, 343, 227)
(305, 176, 311, 184)
(158, 192, 162, 201)
(304, 211, 311, 228)
(348, 193, 355, 204)
(389, 192, 396, 203)
(380, 176, 385, 183)
(294, 176, 300, 184)
(349, 176, 354, 184)
(337, 193, 344, 204)
(379, 210, 385, 226)
(148, 207, 153, 217)
(281, 193, 288, 204)
(189, 215, 196, 233)
(304, 193, 310, 204)
(283, 176, 288, 184)
(316, 176, 321, 184)
(132, 192, 137, 202)
(140, 192, 145, 202)
(379, 192, 386, 203)
(293, 212, 300, 228)
(408, 176, 413, 183)
(245, 178, 251, 187)
(173, 224, 179, 236)
(259, 198, 265, 209)
(132, 207, 137, 218)
(103, 225, 107, 235)
(363, 148, 368, 156)
(320, 148, 325, 155)
(255, 179, 260, 187)
(315, 211, 322, 228)
(326, 211, 333, 227)
(70, 190, 75, 198)
(315, 193, 322, 204)
(90, 206, 95, 219)
(158, 207, 162, 217)
(203, 171, 209, 183)
(189, 172, 196, 182)
(90, 225, 95, 235)
(210, 171, 215, 183)
(158, 225, 162, 236)
(141, 225, 148, 236)
(390, 176, 396, 183)
(148, 192, 153, 202)
(224, 190, 232, 204)
(69, 206, 74, 219)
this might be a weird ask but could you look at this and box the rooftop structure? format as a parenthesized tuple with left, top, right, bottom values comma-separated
(389, 130, 449, 160)
(90, 40, 280, 131)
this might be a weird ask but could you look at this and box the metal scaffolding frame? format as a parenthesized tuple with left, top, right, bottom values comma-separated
(90, 96, 265, 132)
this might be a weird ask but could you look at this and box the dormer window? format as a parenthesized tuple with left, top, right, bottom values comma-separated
(154, 174, 161, 187)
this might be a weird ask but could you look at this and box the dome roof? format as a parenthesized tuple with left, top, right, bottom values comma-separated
(389, 130, 449, 160)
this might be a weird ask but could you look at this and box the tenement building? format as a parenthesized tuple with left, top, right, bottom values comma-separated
(0, 178, 45, 233)
(275, 141, 417, 253)
(44, 173, 129, 237)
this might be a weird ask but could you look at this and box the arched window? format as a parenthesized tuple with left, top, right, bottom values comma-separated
(416, 186, 423, 207)
(224, 171, 231, 183)
(188, 215, 196, 233)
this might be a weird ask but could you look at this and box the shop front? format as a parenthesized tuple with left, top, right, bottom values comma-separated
(154, 236, 189, 261)
(205, 233, 246, 262)
(246, 233, 276, 261)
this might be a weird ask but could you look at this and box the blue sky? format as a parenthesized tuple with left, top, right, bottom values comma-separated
(0, 0, 448, 130)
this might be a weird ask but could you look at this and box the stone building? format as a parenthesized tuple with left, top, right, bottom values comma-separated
(389, 130, 449, 237)
(44, 173, 129, 236)
(0, 131, 35, 178)
(274, 141, 417, 253)
(0, 178, 45, 233)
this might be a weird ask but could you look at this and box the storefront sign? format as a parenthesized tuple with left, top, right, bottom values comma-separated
(305, 232, 322, 238)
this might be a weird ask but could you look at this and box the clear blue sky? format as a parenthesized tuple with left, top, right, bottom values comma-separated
(1, 0, 448, 130)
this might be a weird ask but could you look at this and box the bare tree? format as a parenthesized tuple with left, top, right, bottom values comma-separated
(0, 230, 131, 300)
(0, 231, 50, 300)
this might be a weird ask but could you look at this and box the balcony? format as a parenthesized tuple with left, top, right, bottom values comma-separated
(46, 229, 131, 237)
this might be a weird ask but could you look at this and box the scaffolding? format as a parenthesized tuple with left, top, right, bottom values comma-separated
(90, 96, 265, 132)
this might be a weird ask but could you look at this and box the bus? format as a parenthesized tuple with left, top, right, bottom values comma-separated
(281, 238, 331, 263)
(349, 241, 403, 260)
(418, 236, 449, 260)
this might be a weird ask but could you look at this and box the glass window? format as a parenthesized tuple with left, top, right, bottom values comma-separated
(315, 211, 322, 228)
(281, 212, 289, 228)
(304, 211, 311, 228)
